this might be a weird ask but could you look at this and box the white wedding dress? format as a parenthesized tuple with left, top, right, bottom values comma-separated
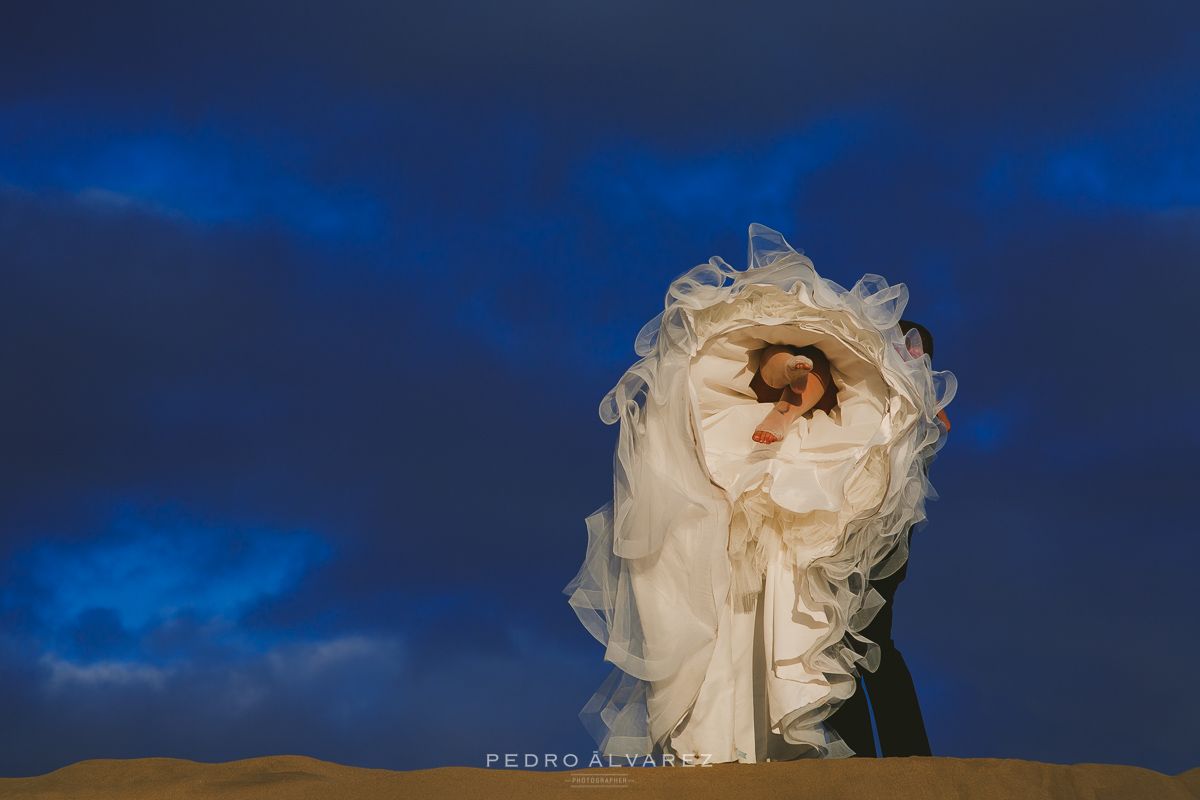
(565, 225, 955, 762)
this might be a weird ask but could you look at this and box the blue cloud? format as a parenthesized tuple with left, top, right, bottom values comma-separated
(0, 108, 382, 237)
(15, 521, 331, 633)
(575, 117, 868, 228)
(1036, 147, 1200, 211)
(1029, 128, 1200, 212)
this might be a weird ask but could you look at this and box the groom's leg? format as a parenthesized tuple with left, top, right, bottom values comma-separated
(826, 676, 877, 758)
(866, 645, 931, 757)
(861, 546, 932, 757)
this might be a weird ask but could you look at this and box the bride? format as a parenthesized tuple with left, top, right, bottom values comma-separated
(565, 224, 955, 762)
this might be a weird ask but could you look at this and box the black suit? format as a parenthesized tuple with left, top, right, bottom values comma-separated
(828, 530, 932, 758)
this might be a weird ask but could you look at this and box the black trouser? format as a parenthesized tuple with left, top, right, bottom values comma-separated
(827, 533, 932, 758)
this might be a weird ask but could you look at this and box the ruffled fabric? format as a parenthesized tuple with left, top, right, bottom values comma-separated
(564, 224, 955, 760)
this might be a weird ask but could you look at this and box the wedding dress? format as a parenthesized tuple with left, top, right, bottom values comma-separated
(565, 224, 955, 762)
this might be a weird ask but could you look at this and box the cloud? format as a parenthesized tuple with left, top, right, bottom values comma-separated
(0, 613, 604, 776)
(10, 522, 330, 635)
(41, 653, 171, 691)
(1041, 147, 1200, 212)
(0, 112, 383, 236)
(575, 120, 863, 227)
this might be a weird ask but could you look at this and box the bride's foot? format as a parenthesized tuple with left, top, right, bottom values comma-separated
(783, 356, 813, 392)
(760, 346, 814, 390)
(753, 406, 789, 444)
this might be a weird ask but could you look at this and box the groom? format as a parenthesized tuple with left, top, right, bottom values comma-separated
(827, 320, 949, 758)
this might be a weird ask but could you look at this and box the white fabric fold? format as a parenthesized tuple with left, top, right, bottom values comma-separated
(565, 224, 955, 761)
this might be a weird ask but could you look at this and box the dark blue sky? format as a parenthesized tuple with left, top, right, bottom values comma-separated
(1, 0, 1198, 778)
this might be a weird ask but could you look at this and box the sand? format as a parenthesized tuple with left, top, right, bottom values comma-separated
(1, 755, 1196, 800)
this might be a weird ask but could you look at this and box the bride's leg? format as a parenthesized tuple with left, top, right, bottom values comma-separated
(752, 387, 811, 444)
(752, 364, 832, 444)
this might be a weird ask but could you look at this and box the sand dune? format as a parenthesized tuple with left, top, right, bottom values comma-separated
(1, 755, 1196, 800)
